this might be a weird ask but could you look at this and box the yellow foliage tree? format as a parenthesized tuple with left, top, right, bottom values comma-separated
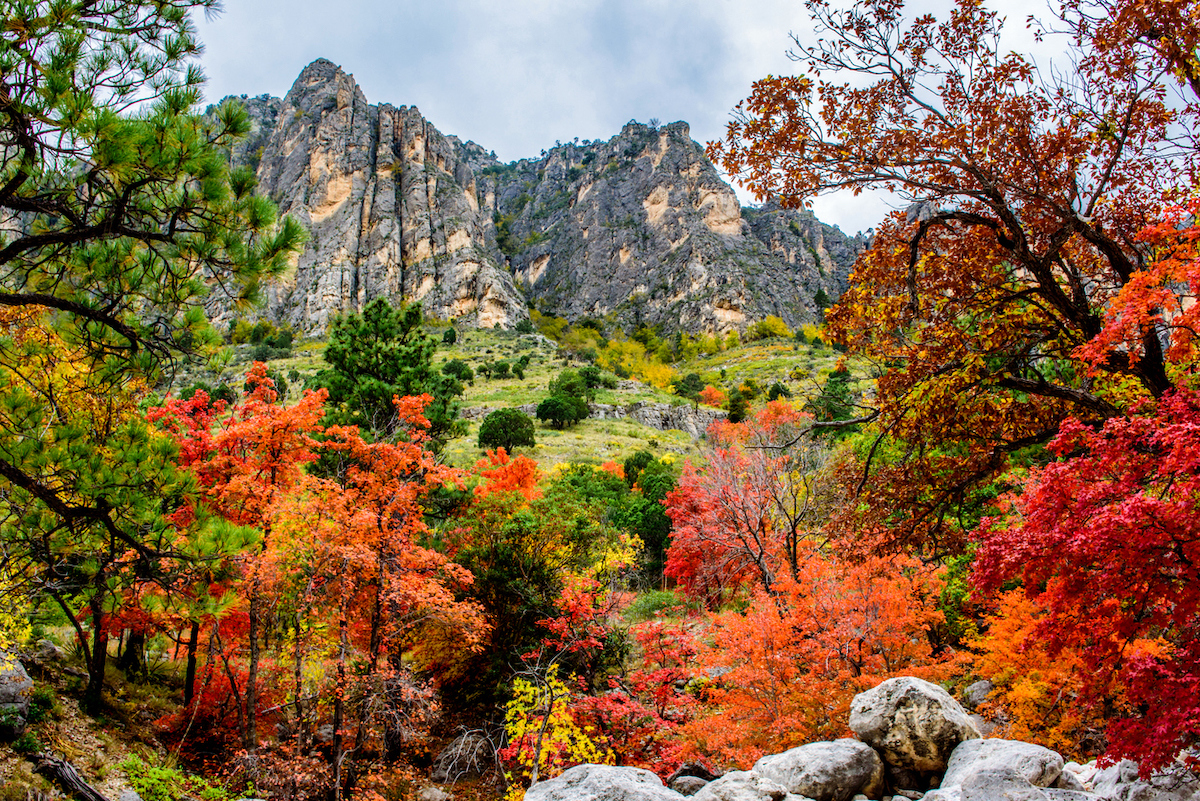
(501, 665, 613, 799)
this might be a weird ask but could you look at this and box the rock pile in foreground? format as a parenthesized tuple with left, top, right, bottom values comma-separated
(518, 677, 1200, 801)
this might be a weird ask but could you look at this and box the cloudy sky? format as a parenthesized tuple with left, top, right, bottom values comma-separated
(194, 0, 1050, 234)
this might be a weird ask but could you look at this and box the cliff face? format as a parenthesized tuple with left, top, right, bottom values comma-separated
(221, 59, 526, 334)
(218, 59, 865, 335)
(482, 121, 863, 334)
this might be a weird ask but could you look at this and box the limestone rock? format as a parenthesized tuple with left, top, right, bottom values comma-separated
(418, 786, 452, 801)
(691, 770, 814, 801)
(0, 653, 33, 735)
(668, 764, 721, 796)
(1053, 768, 1087, 792)
(491, 123, 863, 335)
(523, 764, 686, 801)
(941, 738, 1065, 789)
(849, 676, 981, 773)
(216, 62, 863, 339)
(670, 776, 711, 796)
(217, 59, 528, 334)
(924, 766, 1051, 801)
(961, 680, 993, 711)
(1090, 759, 1200, 801)
(752, 739, 885, 801)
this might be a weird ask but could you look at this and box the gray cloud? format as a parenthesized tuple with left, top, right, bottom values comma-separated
(194, 0, 1053, 234)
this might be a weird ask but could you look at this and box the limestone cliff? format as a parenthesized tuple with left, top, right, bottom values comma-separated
(217, 60, 865, 335)
(482, 121, 864, 334)
(218, 59, 526, 334)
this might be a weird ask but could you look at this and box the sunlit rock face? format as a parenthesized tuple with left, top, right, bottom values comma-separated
(212, 60, 865, 336)
(484, 120, 864, 335)
(215, 58, 526, 334)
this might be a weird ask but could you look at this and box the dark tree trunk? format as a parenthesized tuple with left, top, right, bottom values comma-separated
(183, 620, 201, 707)
(117, 628, 145, 679)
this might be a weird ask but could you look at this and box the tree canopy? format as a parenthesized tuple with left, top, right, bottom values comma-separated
(0, 0, 303, 713)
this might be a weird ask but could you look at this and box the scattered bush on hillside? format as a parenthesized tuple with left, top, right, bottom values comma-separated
(442, 359, 474, 383)
(537, 394, 589, 429)
(478, 408, 536, 450)
(746, 316, 792, 341)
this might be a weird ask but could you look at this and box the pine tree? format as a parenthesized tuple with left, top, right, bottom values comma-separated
(313, 298, 463, 440)
(0, 1, 302, 713)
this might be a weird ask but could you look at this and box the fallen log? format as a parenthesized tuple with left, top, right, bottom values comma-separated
(33, 752, 111, 801)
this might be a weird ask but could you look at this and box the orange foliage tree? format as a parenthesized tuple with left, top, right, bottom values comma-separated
(664, 402, 830, 606)
(710, 0, 1198, 555)
(681, 546, 950, 767)
(969, 591, 1112, 761)
(151, 366, 484, 797)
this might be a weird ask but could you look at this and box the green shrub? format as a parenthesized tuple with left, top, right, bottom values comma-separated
(478, 408, 536, 450)
(442, 359, 474, 382)
(625, 590, 683, 621)
(549, 368, 591, 401)
(727, 389, 749, 423)
(11, 732, 41, 753)
(228, 319, 252, 344)
(536, 394, 588, 429)
(119, 756, 233, 801)
(443, 327, 458, 345)
(623, 450, 655, 488)
(515, 318, 535, 334)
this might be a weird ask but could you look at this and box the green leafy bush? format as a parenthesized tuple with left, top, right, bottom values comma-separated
(11, 732, 41, 753)
(478, 408, 536, 450)
(536, 394, 588, 429)
(442, 359, 474, 382)
(119, 756, 233, 801)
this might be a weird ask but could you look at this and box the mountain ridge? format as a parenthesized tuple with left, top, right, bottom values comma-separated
(211, 58, 866, 336)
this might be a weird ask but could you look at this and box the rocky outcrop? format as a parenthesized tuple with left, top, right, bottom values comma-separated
(1090, 759, 1200, 801)
(849, 676, 981, 773)
(216, 60, 864, 337)
(752, 740, 884, 801)
(217, 59, 527, 334)
(485, 122, 863, 335)
(0, 653, 33, 735)
(523, 764, 686, 801)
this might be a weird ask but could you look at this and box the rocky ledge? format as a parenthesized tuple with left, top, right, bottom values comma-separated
(459, 401, 726, 440)
(518, 677, 1200, 801)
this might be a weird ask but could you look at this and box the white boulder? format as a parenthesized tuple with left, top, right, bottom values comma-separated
(523, 764, 686, 801)
(941, 738, 1065, 789)
(752, 739, 884, 801)
(691, 770, 814, 801)
(849, 677, 981, 773)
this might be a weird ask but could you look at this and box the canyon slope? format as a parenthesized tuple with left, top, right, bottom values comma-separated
(216, 59, 866, 335)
